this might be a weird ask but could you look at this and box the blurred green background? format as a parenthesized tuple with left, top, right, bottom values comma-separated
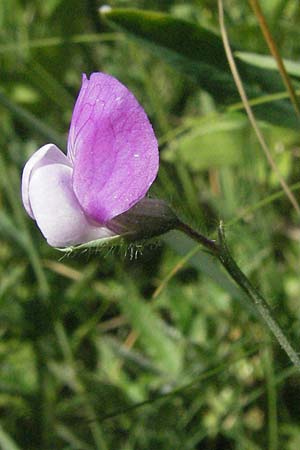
(1, 0, 300, 449)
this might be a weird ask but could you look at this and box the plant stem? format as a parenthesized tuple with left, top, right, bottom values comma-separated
(177, 220, 300, 372)
(176, 221, 220, 255)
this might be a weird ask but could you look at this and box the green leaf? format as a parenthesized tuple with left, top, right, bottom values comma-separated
(164, 231, 256, 316)
(100, 8, 299, 129)
(0, 425, 22, 450)
(163, 113, 247, 170)
(118, 282, 183, 377)
(235, 51, 300, 78)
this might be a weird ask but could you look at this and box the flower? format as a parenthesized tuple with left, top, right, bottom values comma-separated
(21, 72, 177, 249)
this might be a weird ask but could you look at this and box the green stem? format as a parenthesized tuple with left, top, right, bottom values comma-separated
(177, 220, 300, 372)
(176, 221, 219, 255)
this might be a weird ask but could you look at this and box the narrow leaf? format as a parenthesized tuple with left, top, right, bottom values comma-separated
(118, 283, 183, 376)
(100, 8, 298, 129)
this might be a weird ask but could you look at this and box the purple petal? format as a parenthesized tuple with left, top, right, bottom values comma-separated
(68, 72, 159, 224)
(28, 163, 116, 247)
(67, 74, 89, 163)
(22, 143, 71, 218)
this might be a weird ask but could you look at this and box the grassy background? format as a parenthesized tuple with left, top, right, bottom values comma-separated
(1, 0, 300, 449)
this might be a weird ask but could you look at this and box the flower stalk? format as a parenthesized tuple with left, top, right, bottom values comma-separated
(177, 220, 300, 372)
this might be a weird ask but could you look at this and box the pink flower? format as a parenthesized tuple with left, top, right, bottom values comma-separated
(21, 73, 162, 248)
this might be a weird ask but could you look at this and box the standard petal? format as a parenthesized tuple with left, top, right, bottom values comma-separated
(68, 72, 159, 224)
(28, 163, 116, 247)
(21, 143, 71, 218)
(67, 74, 89, 162)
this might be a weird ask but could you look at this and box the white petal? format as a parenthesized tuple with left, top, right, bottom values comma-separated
(22, 143, 71, 218)
(29, 163, 116, 247)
